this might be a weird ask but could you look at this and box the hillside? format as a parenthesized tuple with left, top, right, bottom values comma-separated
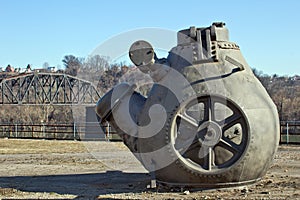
(0, 64, 298, 125)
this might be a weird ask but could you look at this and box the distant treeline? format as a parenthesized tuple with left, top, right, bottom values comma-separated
(252, 69, 300, 121)
(98, 66, 300, 122)
(0, 54, 298, 124)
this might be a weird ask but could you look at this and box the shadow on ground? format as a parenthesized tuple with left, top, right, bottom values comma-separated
(0, 171, 151, 199)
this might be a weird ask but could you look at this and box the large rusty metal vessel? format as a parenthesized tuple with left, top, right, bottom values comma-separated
(96, 22, 280, 187)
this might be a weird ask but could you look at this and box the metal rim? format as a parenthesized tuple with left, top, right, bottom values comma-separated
(170, 95, 249, 173)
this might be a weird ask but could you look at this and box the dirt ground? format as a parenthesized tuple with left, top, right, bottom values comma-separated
(0, 139, 299, 199)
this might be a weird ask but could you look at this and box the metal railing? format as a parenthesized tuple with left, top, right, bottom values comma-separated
(0, 121, 299, 144)
(280, 121, 300, 144)
(0, 122, 117, 141)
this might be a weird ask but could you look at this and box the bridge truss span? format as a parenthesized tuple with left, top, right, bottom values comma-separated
(0, 72, 101, 105)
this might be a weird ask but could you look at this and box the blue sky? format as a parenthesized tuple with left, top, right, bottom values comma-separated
(0, 0, 299, 75)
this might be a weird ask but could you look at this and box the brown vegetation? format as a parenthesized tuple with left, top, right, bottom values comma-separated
(253, 69, 300, 121)
(0, 55, 298, 126)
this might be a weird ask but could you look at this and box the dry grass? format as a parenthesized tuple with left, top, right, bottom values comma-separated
(0, 138, 87, 154)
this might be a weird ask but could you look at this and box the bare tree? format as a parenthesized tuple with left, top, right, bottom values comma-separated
(84, 55, 109, 71)
(62, 55, 83, 76)
(43, 62, 49, 69)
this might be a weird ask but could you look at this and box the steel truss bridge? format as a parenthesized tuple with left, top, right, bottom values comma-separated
(0, 72, 101, 105)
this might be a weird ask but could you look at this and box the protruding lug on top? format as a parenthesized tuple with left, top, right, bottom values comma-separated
(211, 22, 229, 41)
(212, 22, 226, 28)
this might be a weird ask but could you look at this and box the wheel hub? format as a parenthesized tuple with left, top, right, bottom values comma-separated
(197, 121, 222, 147)
(172, 95, 249, 173)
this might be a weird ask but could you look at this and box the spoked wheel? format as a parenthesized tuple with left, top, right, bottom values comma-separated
(170, 95, 249, 173)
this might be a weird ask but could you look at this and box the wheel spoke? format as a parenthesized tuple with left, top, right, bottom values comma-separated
(177, 113, 198, 128)
(219, 137, 241, 154)
(204, 97, 215, 121)
(172, 95, 248, 172)
(208, 97, 212, 121)
(200, 146, 214, 171)
(221, 114, 242, 131)
(208, 147, 213, 171)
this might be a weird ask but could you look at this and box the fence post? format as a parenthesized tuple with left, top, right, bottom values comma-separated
(15, 124, 18, 138)
(43, 123, 45, 138)
(73, 122, 76, 140)
(286, 122, 289, 145)
(107, 123, 110, 141)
